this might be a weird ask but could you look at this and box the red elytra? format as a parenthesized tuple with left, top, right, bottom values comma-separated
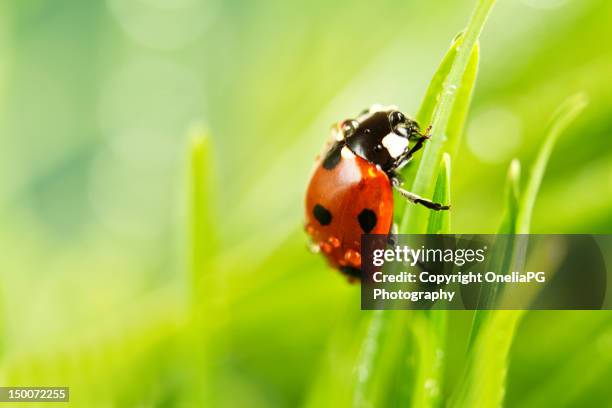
(305, 145, 394, 278)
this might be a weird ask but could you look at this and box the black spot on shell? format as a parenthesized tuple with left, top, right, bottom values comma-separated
(322, 143, 342, 170)
(313, 204, 332, 226)
(341, 266, 362, 279)
(358, 209, 377, 233)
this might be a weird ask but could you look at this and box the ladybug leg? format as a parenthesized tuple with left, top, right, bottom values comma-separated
(393, 183, 450, 211)
(409, 124, 432, 140)
(406, 134, 429, 157)
(396, 129, 431, 167)
(389, 170, 404, 185)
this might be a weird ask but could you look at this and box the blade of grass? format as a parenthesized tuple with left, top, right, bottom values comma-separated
(413, 42, 480, 161)
(352, 310, 385, 408)
(467, 159, 521, 350)
(427, 153, 452, 234)
(353, 1, 495, 405)
(499, 159, 522, 235)
(397, 0, 492, 404)
(449, 310, 523, 408)
(445, 43, 480, 159)
(187, 129, 218, 405)
(400, 0, 493, 234)
(410, 313, 446, 408)
(410, 154, 452, 408)
(400, 44, 479, 233)
(190, 130, 217, 302)
(450, 94, 589, 408)
(352, 311, 412, 408)
(414, 40, 464, 126)
(517, 93, 588, 234)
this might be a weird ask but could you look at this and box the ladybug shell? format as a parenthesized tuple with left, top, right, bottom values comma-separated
(305, 144, 394, 278)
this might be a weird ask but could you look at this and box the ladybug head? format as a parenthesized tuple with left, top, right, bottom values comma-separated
(342, 106, 422, 172)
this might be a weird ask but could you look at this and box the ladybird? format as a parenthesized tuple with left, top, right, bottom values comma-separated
(304, 105, 450, 280)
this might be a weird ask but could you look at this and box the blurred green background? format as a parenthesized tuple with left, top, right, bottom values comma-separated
(0, 0, 610, 406)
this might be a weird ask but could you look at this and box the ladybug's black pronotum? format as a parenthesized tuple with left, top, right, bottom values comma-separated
(305, 105, 450, 280)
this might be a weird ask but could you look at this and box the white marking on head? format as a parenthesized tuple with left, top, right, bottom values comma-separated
(341, 146, 355, 159)
(381, 133, 408, 158)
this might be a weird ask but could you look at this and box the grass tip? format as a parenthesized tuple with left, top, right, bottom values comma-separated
(188, 123, 211, 149)
(509, 159, 521, 179)
(442, 152, 451, 168)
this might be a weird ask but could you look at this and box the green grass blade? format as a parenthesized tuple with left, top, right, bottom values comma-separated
(517, 93, 588, 234)
(189, 129, 222, 323)
(450, 311, 523, 408)
(352, 2, 496, 405)
(190, 131, 216, 302)
(451, 94, 588, 408)
(400, 0, 489, 234)
(352, 310, 385, 408)
(427, 153, 452, 234)
(352, 311, 412, 408)
(408, 154, 451, 408)
(413, 39, 480, 159)
(410, 312, 446, 408)
(187, 130, 218, 405)
(418, 155, 451, 407)
(414, 41, 462, 127)
(445, 44, 480, 159)
(351, 157, 453, 408)
(499, 159, 522, 235)
(467, 159, 521, 350)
